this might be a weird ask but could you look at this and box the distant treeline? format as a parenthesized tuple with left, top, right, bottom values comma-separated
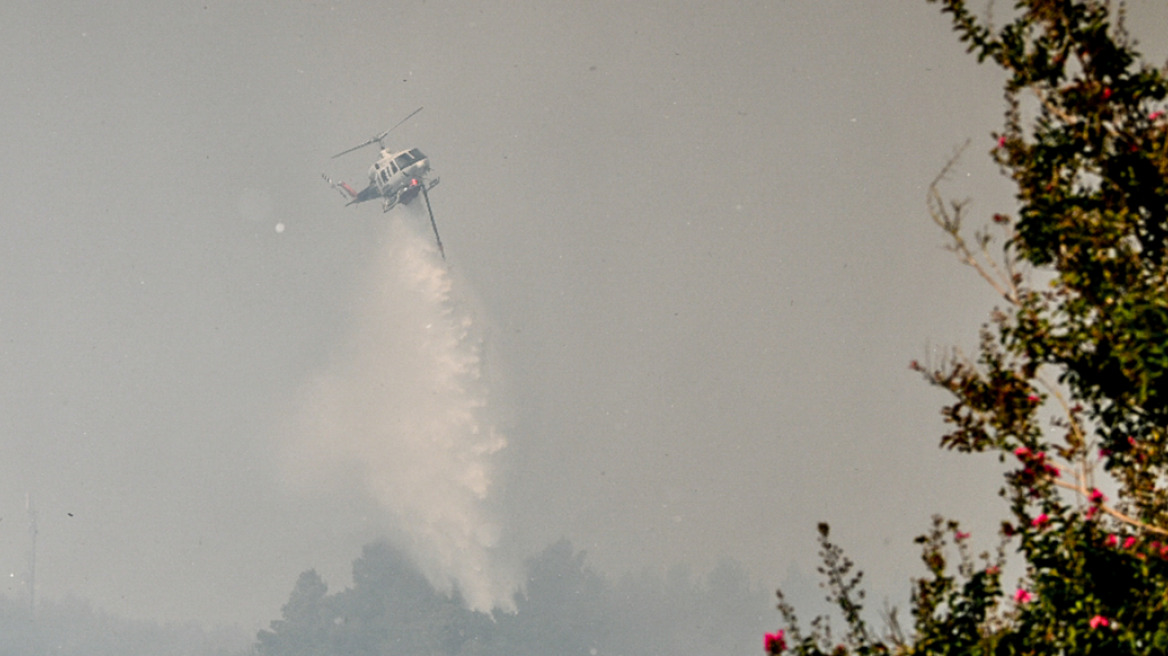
(0, 593, 246, 656)
(256, 539, 772, 656)
(0, 541, 773, 656)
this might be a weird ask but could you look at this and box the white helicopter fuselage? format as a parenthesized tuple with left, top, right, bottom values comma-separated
(370, 147, 432, 201)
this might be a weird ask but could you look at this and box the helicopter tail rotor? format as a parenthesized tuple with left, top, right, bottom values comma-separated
(322, 173, 356, 199)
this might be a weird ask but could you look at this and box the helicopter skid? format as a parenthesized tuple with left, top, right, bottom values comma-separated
(382, 190, 416, 213)
(381, 177, 440, 213)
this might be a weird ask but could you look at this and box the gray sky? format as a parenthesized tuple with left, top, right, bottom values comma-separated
(3, 0, 1168, 630)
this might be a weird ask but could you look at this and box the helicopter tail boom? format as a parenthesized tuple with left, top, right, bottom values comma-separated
(323, 173, 351, 197)
(323, 173, 386, 209)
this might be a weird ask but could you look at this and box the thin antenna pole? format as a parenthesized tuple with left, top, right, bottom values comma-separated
(26, 493, 37, 616)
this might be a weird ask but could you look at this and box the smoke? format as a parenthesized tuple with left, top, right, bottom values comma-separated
(284, 216, 517, 612)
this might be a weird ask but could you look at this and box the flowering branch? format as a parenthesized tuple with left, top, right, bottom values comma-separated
(1050, 476, 1168, 537)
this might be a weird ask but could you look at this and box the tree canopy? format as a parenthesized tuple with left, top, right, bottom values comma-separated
(256, 539, 769, 656)
(772, 1, 1168, 653)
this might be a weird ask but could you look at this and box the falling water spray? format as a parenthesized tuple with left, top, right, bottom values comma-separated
(285, 217, 516, 612)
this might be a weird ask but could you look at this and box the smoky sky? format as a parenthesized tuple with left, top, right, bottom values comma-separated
(3, 0, 1168, 628)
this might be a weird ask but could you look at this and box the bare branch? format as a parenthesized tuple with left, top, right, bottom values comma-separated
(928, 142, 1021, 305)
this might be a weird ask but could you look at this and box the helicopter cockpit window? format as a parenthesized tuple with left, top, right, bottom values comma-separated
(380, 169, 389, 183)
(394, 152, 418, 169)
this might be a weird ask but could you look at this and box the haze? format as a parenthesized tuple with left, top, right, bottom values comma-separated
(3, 0, 1168, 632)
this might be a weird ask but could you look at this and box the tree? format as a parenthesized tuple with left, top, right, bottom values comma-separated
(255, 570, 335, 656)
(255, 539, 769, 656)
(771, 2, 1168, 653)
(256, 544, 489, 656)
(495, 539, 612, 656)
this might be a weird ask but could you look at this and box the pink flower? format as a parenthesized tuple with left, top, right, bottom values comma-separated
(1151, 110, 1164, 121)
(997, 135, 1007, 148)
(1123, 536, 1137, 549)
(1106, 534, 1119, 547)
(1089, 614, 1110, 629)
(1102, 88, 1113, 100)
(1014, 588, 1034, 604)
(764, 631, 787, 654)
(1089, 488, 1105, 504)
(1027, 394, 1040, 402)
(1031, 513, 1050, 528)
(955, 531, 970, 541)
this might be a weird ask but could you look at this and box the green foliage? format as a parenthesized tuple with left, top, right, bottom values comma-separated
(771, 1, 1168, 653)
(774, 525, 886, 656)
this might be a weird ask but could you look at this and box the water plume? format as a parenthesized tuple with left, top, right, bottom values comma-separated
(285, 217, 515, 612)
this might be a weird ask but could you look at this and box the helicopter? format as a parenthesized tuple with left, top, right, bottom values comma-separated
(323, 106, 445, 258)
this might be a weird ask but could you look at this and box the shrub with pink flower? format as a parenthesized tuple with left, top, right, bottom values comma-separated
(1089, 615, 1110, 630)
(769, 4, 1168, 654)
(764, 631, 786, 654)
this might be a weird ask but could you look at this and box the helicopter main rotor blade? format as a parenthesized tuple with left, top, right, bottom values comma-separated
(330, 106, 424, 159)
(384, 105, 424, 138)
(331, 138, 379, 159)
